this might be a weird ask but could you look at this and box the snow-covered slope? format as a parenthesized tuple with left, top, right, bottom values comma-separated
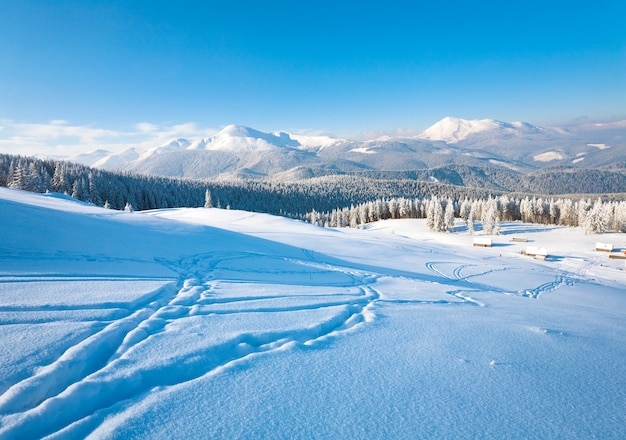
(287, 132, 347, 152)
(136, 138, 191, 161)
(69, 149, 114, 167)
(418, 116, 549, 143)
(419, 117, 501, 143)
(92, 147, 140, 168)
(1, 187, 625, 438)
(191, 125, 300, 152)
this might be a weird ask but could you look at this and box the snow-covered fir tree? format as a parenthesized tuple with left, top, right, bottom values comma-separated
(426, 196, 445, 232)
(583, 198, 608, 234)
(481, 198, 500, 235)
(467, 205, 476, 235)
(444, 198, 455, 232)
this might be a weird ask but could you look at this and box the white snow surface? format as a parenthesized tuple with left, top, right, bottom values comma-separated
(284, 132, 345, 151)
(419, 117, 503, 142)
(192, 124, 300, 152)
(418, 116, 548, 143)
(349, 147, 377, 154)
(1, 187, 626, 439)
(533, 151, 565, 162)
(587, 143, 611, 150)
(92, 148, 140, 168)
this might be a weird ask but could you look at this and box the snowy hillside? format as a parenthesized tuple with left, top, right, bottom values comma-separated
(69, 149, 113, 167)
(92, 148, 140, 169)
(1, 187, 625, 438)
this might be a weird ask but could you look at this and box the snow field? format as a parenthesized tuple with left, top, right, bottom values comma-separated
(1, 187, 625, 438)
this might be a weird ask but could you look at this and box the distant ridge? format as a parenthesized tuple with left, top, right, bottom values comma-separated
(62, 117, 626, 181)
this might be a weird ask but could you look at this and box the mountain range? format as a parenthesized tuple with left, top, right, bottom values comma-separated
(68, 117, 626, 192)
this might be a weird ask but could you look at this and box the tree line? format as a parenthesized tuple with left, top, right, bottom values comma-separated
(2, 153, 625, 234)
(305, 195, 626, 234)
(0, 154, 500, 215)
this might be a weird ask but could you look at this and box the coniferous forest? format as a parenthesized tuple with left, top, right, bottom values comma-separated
(2, 153, 626, 235)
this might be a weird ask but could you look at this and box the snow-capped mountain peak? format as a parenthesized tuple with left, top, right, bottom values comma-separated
(418, 117, 548, 143)
(418, 117, 504, 143)
(196, 124, 301, 151)
(217, 124, 261, 139)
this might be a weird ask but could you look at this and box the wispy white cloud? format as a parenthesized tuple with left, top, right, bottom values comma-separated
(0, 119, 219, 157)
(359, 127, 421, 141)
(0, 119, 125, 156)
(135, 122, 159, 133)
(6, 120, 121, 142)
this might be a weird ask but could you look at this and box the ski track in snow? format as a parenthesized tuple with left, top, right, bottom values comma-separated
(0, 250, 381, 439)
(424, 261, 576, 301)
(520, 275, 574, 298)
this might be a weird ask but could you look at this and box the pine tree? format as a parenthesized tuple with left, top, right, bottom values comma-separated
(433, 198, 444, 232)
(583, 198, 607, 234)
(388, 198, 399, 219)
(549, 199, 559, 224)
(347, 205, 357, 228)
(467, 205, 476, 235)
(6, 161, 15, 187)
(444, 199, 455, 232)
(52, 161, 66, 193)
(71, 180, 83, 200)
(359, 203, 369, 226)
(204, 189, 213, 208)
(615, 202, 626, 233)
(426, 197, 436, 230)
(88, 173, 102, 205)
(577, 199, 591, 230)
(459, 198, 471, 223)
(520, 197, 530, 223)
(25, 162, 42, 192)
(481, 198, 500, 235)
(498, 195, 511, 221)
(557, 198, 574, 226)
(493, 213, 501, 235)
(339, 208, 348, 228)
(8, 161, 26, 190)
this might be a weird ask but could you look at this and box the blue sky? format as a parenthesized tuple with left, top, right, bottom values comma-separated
(1, 0, 625, 155)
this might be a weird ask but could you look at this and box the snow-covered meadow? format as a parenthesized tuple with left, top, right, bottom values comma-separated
(1, 187, 625, 439)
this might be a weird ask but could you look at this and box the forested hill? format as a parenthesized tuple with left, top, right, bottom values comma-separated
(0, 154, 500, 216)
(1, 154, 625, 220)
(356, 165, 626, 194)
(524, 168, 626, 195)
